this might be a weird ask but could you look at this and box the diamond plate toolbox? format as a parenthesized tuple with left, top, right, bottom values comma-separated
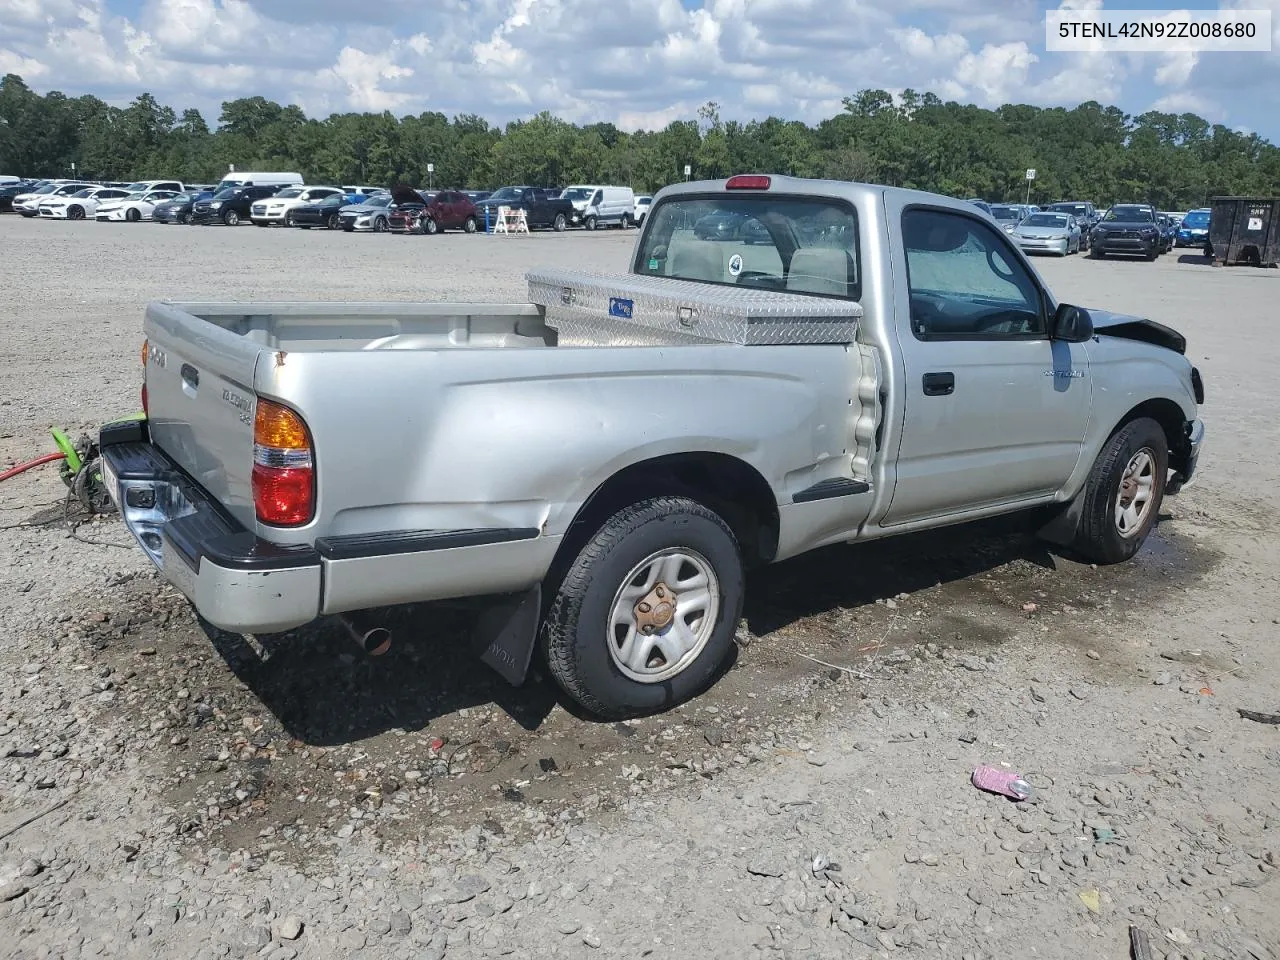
(526, 268, 862, 346)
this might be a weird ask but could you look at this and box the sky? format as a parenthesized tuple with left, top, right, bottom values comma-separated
(1, 0, 1278, 140)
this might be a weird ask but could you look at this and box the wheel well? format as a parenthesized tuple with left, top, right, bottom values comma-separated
(1114, 398, 1187, 457)
(553, 453, 780, 573)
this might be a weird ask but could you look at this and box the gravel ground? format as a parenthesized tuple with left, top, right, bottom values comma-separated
(1, 216, 1277, 960)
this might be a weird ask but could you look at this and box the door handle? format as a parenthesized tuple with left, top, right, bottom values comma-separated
(922, 372, 955, 396)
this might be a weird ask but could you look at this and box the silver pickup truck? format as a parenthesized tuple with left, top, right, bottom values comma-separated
(101, 174, 1204, 719)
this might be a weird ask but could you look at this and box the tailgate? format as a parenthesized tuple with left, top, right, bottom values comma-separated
(144, 302, 262, 529)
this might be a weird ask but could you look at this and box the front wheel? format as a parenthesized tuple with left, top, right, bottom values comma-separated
(126, 208, 141, 223)
(423, 216, 438, 235)
(1090, 248, 1105, 259)
(68, 206, 85, 221)
(585, 215, 597, 231)
(223, 210, 240, 226)
(553, 212, 567, 232)
(374, 216, 388, 232)
(179, 212, 192, 224)
(540, 496, 744, 720)
(1069, 417, 1168, 565)
(326, 214, 339, 230)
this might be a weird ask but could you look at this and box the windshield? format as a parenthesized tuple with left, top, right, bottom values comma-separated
(32, 184, 59, 195)
(634, 195, 861, 299)
(212, 188, 239, 200)
(169, 192, 196, 202)
(122, 182, 151, 192)
(1023, 213, 1069, 228)
(990, 207, 1020, 220)
(363, 196, 390, 208)
(1183, 211, 1209, 227)
(275, 188, 304, 199)
(1050, 203, 1088, 217)
(1105, 206, 1154, 223)
(561, 188, 592, 201)
(487, 187, 523, 202)
(71, 189, 95, 198)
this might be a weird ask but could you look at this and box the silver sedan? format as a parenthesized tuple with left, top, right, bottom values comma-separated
(1012, 212, 1081, 256)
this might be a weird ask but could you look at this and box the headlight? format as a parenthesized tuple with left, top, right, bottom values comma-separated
(1050, 234, 1067, 241)
(210, 201, 223, 209)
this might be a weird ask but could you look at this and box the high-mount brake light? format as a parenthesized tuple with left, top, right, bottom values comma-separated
(725, 175, 771, 190)
(251, 399, 315, 526)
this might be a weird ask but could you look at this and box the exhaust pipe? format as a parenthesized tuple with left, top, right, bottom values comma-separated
(338, 612, 392, 656)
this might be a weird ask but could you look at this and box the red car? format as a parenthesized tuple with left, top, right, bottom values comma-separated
(389, 188, 479, 235)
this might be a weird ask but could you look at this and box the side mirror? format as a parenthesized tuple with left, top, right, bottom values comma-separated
(1051, 303, 1094, 342)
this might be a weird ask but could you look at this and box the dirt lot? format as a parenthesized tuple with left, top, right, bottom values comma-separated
(0, 216, 1277, 960)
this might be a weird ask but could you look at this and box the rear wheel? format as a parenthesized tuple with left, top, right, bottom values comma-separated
(620, 214, 631, 230)
(1068, 418, 1167, 565)
(540, 496, 743, 720)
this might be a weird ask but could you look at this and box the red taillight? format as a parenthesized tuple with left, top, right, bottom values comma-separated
(726, 175, 771, 190)
(252, 399, 314, 526)
(141, 383, 148, 417)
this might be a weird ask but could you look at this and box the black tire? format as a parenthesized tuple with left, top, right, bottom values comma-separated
(327, 214, 339, 230)
(1145, 250, 1157, 261)
(374, 216, 388, 233)
(620, 214, 631, 230)
(553, 212, 567, 232)
(540, 496, 744, 720)
(223, 210, 240, 226)
(1090, 248, 1105, 259)
(463, 216, 477, 234)
(285, 212, 295, 228)
(585, 215, 598, 231)
(126, 208, 141, 223)
(179, 212, 192, 224)
(67, 206, 84, 221)
(1069, 417, 1168, 565)
(423, 216, 438, 235)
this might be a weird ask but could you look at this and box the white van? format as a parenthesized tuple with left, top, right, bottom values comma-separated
(213, 171, 302, 193)
(580, 185, 636, 230)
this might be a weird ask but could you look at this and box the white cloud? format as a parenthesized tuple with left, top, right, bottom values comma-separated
(0, 0, 1274, 142)
(1150, 92, 1223, 121)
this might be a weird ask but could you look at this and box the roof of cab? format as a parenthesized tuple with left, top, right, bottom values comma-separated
(652, 174, 984, 218)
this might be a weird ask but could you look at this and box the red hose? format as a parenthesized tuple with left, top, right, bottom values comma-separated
(0, 452, 65, 482)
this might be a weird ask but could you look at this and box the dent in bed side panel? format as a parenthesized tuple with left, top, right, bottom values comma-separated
(254, 344, 865, 551)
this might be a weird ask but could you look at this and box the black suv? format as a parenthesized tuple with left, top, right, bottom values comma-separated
(1089, 204, 1161, 260)
(192, 184, 284, 225)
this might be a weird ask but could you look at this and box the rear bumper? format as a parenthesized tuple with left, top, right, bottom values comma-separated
(100, 423, 558, 634)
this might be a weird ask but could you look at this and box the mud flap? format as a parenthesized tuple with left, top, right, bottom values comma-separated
(1036, 489, 1086, 548)
(475, 585, 542, 686)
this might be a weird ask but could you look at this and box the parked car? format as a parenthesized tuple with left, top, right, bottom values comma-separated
(289, 194, 347, 230)
(474, 186, 575, 231)
(1046, 201, 1099, 236)
(1012, 211, 1081, 256)
(102, 173, 1203, 720)
(1175, 208, 1211, 247)
(389, 187, 479, 234)
(342, 185, 384, 197)
(966, 198, 993, 216)
(634, 195, 653, 224)
(989, 204, 1024, 235)
(117, 179, 186, 195)
(465, 191, 491, 204)
(13, 182, 94, 216)
(38, 186, 133, 220)
(338, 193, 397, 232)
(1090, 204, 1162, 260)
(95, 189, 181, 222)
(251, 185, 346, 226)
(1156, 214, 1178, 253)
(577, 186, 636, 230)
(213, 171, 302, 193)
(192, 184, 285, 225)
(0, 179, 37, 213)
(152, 190, 213, 224)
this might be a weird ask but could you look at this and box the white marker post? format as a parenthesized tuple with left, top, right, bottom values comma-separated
(427, 163, 434, 190)
(684, 164, 691, 181)
(1025, 168, 1036, 206)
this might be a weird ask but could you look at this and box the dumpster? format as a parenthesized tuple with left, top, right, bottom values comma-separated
(1207, 196, 1280, 267)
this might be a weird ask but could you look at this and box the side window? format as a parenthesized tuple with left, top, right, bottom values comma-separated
(902, 208, 1045, 340)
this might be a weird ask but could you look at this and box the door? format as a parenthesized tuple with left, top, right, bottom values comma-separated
(437, 192, 458, 227)
(880, 205, 1092, 525)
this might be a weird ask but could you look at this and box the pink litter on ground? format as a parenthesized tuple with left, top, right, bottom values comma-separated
(971, 765, 1033, 800)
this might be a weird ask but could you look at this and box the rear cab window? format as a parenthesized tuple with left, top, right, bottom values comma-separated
(634, 194, 861, 299)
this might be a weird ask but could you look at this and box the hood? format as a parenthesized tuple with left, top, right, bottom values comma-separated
(1095, 220, 1157, 230)
(1088, 309, 1186, 354)
(1018, 224, 1070, 237)
(389, 183, 422, 206)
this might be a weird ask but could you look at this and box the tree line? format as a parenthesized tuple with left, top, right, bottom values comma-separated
(2, 74, 1278, 209)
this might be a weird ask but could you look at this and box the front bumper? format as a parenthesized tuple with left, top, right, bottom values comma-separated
(340, 216, 374, 231)
(251, 208, 291, 223)
(95, 209, 128, 221)
(100, 422, 557, 633)
(1017, 236, 1069, 255)
(39, 207, 67, 218)
(1168, 419, 1204, 495)
(1092, 234, 1158, 255)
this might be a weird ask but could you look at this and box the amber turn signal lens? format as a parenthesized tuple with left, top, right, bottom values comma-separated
(254, 399, 310, 450)
(141, 338, 149, 366)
